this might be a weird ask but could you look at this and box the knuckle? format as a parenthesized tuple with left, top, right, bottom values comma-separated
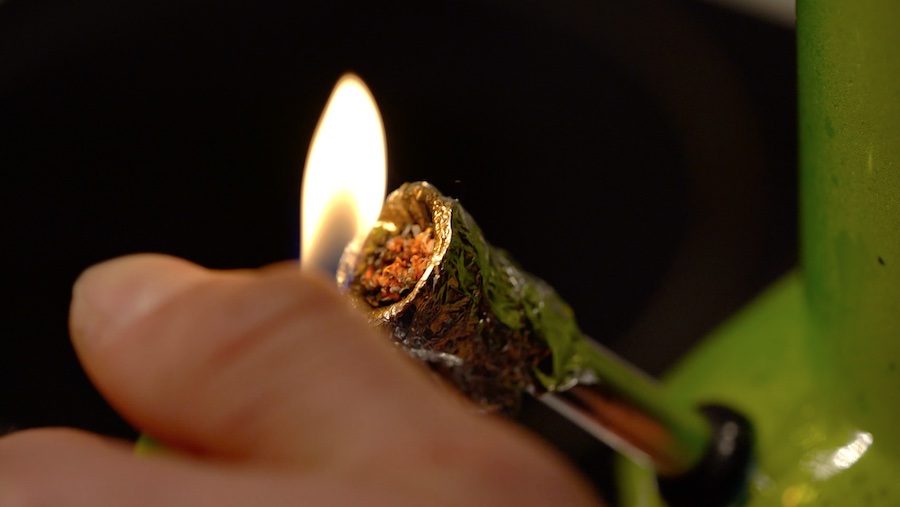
(145, 268, 369, 456)
(202, 271, 351, 373)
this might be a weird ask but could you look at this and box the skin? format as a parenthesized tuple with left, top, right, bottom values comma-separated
(0, 254, 602, 506)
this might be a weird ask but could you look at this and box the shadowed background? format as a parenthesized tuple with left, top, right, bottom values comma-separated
(0, 0, 795, 499)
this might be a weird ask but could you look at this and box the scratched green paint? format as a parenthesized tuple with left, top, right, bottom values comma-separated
(619, 1, 900, 504)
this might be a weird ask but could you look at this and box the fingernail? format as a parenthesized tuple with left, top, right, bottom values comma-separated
(70, 254, 204, 346)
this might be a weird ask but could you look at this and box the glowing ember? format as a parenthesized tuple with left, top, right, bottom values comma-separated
(357, 224, 435, 306)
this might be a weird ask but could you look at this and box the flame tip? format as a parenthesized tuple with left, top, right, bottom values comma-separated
(300, 74, 387, 271)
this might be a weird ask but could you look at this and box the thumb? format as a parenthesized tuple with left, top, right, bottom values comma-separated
(69, 254, 455, 468)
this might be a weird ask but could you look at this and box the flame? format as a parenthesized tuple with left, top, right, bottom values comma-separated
(301, 74, 387, 272)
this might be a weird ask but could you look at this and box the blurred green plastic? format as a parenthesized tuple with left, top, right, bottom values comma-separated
(620, 1, 900, 505)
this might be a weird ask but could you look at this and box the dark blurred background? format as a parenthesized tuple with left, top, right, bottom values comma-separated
(0, 0, 795, 499)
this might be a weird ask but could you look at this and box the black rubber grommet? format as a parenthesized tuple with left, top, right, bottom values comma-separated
(656, 404, 755, 507)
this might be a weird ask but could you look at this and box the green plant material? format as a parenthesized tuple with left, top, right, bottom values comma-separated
(338, 181, 589, 413)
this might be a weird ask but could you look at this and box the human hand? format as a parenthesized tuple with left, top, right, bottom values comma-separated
(0, 254, 601, 506)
